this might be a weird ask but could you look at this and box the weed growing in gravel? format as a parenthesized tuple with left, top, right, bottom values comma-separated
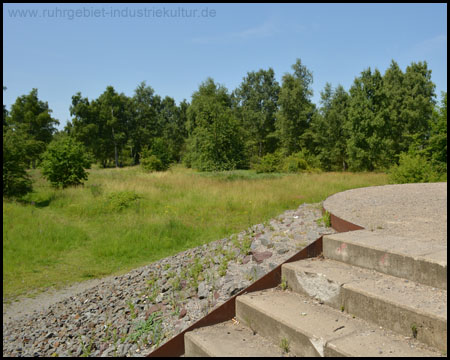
(128, 311, 163, 346)
(127, 300, 137, 319)
(79, 333, 95, 357)
(234, 235, 252, 256)
(316, 210, 331, 227)
(102, 322, 112, 342)
(188, 258, 204, 289)
(218, 258, 229, 277)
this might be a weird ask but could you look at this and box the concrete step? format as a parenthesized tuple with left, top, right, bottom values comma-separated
(184, 318, 292, 357)
(282, 257, 447, 352)
(235, 288, 443, 357)
(322, 230, 447, 290)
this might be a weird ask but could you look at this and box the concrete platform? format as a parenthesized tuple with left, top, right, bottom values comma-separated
(323, 182, 447, 245)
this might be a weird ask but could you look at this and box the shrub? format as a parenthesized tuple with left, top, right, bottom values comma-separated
(106, 191, 141, 212)
(41, 136, 93, 188)
(253, 153, 281, 173)
(388, 153, 443, 184)
(281, 152, 309, 173)
(140, 138, 172, 172)
(141, 154, 164, 172)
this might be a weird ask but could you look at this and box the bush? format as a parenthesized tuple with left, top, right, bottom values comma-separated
(252, 150, 322, 174)
(3, 127, 33, 198)
(141, 154, 164, 172)
(106, 191, 141, 212)
(41, 136, 93, 188)
(281, 152, 309, 173)
(388, 153, 443, 184)
(140, 138, 172, 172)
(253, 153, 280, 173)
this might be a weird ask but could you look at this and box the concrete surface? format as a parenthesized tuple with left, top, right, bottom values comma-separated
(236, 288, 441, 357)
(323, 230, 447, 289)
(323, 182, 447, 245)
(282, 258, 447, 351)
(184, 319, 290, 357)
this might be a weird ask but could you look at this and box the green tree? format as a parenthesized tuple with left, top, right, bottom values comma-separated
(381, 60, 407, 157)
(346, 68, 392, 171)
(402, 61, 436, 149)
(8, 88, 59, 168)
(426, 91, 447, 173)
(3, 86, 8, 126)
(158, 96, 188, 163)
(3, 125, 33, 198)
(96, 86, 131, 168)
(129, 81, 160, 164)
(41, 135, 93, 188)
(234, 68, 280, 157)
(275, 59, 315, 155)
(303, 83, 350, 171)
(184, 78, 245, 171)
(70, 87, 131, 167)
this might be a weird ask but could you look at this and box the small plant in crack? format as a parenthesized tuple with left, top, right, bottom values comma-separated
(280, 275, 288, 291)
(243, 316, 256, 335)
(411, 323, 418, 339)
(280, 337, 290, 353)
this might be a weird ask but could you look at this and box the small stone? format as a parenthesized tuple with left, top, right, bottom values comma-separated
(197, 281, 209, 299)
(251, 251, 273, 264)
(145, 304, 164, 319)
(277, 248, 289, 255)
(179, 308, 187, 319)
(155, 293, 164, 303)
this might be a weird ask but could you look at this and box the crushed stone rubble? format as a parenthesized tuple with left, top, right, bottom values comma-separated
(3, 202, 334, 357)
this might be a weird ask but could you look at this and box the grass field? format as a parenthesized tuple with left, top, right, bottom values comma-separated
(3, 165, 388, 301)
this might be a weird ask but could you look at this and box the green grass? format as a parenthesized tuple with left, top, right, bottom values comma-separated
(3, 164, 388, 301)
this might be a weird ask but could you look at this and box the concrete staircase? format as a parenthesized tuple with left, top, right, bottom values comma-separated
(184, 230, 447, 357)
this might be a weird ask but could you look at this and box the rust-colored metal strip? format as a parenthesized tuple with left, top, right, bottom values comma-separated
(147, 236, 323, 357)
(329, 212, 364, 232)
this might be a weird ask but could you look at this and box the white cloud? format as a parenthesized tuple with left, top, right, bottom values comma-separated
(191, 19, 280, 44)
(412, 34, 447, 56)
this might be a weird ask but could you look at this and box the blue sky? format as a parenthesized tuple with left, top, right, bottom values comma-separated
(3, 3, 447, 129)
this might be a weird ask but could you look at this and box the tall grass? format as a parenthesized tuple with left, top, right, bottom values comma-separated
(3, 164, 388, 300)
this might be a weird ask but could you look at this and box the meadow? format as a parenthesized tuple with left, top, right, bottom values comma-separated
(3, 165, 388, 301)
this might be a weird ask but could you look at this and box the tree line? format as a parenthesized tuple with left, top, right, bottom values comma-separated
(3, 58, 447, 197)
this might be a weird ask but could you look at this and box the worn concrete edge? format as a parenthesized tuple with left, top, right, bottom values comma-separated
(324, 231, 447, 265)
(147, 236, 324, 357)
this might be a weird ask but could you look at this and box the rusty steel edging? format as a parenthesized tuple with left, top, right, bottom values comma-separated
(148, 204, 363, 357)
